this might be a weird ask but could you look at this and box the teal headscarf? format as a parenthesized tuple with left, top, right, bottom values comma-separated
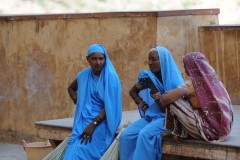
(87, 43, 105, 56)
(138, 46, 184, 116)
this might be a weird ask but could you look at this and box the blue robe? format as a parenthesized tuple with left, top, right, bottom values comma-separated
(63, 44, 122, 160)
(119, 46, 184, 160)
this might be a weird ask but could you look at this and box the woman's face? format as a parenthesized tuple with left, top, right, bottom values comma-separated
(148, 49, 160, 72)
(87, 52, 105, 75)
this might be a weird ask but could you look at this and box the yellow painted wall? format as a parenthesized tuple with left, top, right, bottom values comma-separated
(0, 9, 219, 143)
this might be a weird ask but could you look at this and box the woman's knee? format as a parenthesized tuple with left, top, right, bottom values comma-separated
(138, 129, 149, 141)
(119, 130, 128, 142)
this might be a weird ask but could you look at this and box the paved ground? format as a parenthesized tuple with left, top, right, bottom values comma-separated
(0, 143, 26, 160)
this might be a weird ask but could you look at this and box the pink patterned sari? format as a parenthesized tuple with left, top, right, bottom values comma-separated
(165, 52, 233, 141)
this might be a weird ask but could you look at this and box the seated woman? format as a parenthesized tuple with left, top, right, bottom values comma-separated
(63, 44, 122, 159)
(119, 46, 184, 160)
(152, 52, 233, 141)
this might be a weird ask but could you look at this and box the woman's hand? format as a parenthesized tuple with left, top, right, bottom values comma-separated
(80, 123, 96, 144)
(80, 110, 105, 144)
(151, 92, 162, 101)
(139, 99, 149, 112)
(134, 97, 149, 112)
(141, 78, 158, 94)
(151, 92, 166, 112)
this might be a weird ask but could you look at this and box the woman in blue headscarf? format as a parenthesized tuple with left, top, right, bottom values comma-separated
(63, 44, 122, 160)
(119, 46, 184, 160)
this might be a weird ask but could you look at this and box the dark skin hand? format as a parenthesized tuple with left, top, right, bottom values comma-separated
(80, 109, 106, 144)
(141, 77, 166, 112)
(68, 79, 106, 144)
(129, 77, 164, 112)
(80, 122, 96, 144)
(129, 83, 149, 112)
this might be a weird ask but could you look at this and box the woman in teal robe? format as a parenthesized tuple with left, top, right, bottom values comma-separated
(63, 44, 122, 160)
(119, 46, 184, 160)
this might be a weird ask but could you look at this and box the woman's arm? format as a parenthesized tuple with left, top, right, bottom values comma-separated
(93, 108, 106, 125)
(141, 77, 166, 111)
(143, 78, 185, 111)
(129, 83, 141, 101)
(156, 88, 185, 107)
(68, 79, 78, 104)
(129, 83, 149, 112)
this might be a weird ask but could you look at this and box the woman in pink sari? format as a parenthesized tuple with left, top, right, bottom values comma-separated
(151, 52, 233, 141)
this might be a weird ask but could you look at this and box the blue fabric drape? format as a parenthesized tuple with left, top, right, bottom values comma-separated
(63, 44, 122, 160)
(138, 46, 184, 117)
(119, 46, 183, 160)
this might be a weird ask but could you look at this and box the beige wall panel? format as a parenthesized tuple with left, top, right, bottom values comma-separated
(0, 17, 156, 143)
(199, 26, 240, 104)
(157, 15, 219, 76)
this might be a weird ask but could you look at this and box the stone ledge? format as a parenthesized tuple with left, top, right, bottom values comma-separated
(162, 137, 240, 160)
(0, 8, 219, 21)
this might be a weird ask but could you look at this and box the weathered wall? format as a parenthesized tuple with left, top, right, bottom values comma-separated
(0, 9, 219, 143)
(156, 11, 219, 75)
(199, 25, 240, 104)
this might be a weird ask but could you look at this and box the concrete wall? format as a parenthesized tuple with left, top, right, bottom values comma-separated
(157, 13, 219, 74)
(0, 9, 219, 143)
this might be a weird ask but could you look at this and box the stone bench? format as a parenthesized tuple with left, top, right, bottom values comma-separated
(35, 110, 141, 148)
(35, 105, 240, 159)
(162, 105, 240, 160)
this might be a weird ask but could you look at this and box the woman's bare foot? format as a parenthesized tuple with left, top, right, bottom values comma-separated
(172, 135, 182, 142)
(161, 131, 172, 137)
(161, 131, 182, 142)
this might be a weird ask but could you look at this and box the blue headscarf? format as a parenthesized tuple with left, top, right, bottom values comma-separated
(87, 44, 105, 56)
(138, 46, 184, 116)
(71, 43, 122, 149)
